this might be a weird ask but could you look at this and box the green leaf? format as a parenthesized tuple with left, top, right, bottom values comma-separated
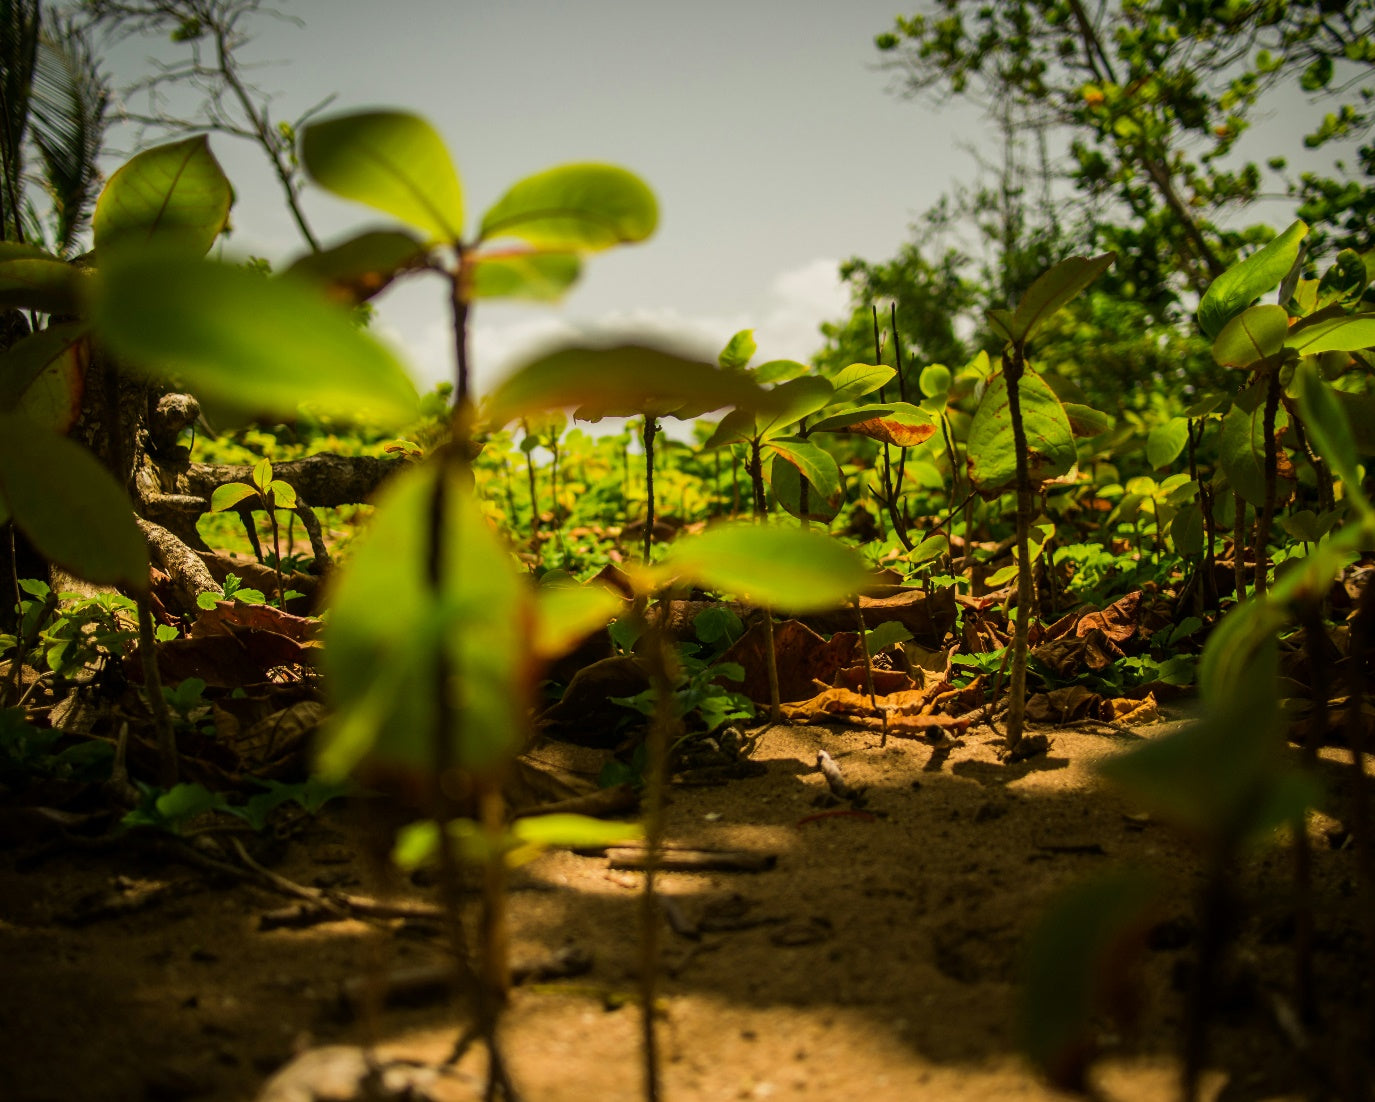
(92, 136, 231, 257)
(91, 253, 420, 427)
(485, 342, 777, 427)
(392, 814, 641, 871)
(864, 620, 914, 652)
(0, 322, 88, 432)
(701, 408, 757, 450)
(1211, 304, 1289, 368)
(661, 521, 872, 612)
(302, 110, 464, 244)
(1170, 502, 1204, 556)
(533, 583, 625, 661)
(967, 369, 1075, 494)
(251, 458, 272, 492)
(987, 307, 1017, 344)
(0, 243, 59, 262)
(1020, 869, 1161, 1091)
(1284, 314, 1375, 356)
(1062, 402, 1113, 438)
(829, 363, 894, 403)
(0, 257, 81, 313)
(0, 413, 147, 591)
(718, 328, 756, 370)
(268, 481, 298, 509)
(1145, 418, 1188, 469)
(318, 461, 530, 779)
(468, 250, 581, 301)
(511, 813, 643, 849)
(918, 363, 952, 398)
(1100, 620, 1315, 842)
(285, 229, 429, 304)
(757, 376, 833, 438)
(766, 439, 843, 521)
(155, 782, 224, 824)
(909, 534, 948, 566)
(1218, 396, 1285, 508)
(1295, 359, 1372, 520)
(751, 359, 810, 385)
(479, 163, 657, 251)
(210, 483, 257, 512)
(809, 401, 937, 447)
(1198, 221, 1308, 339)
(1315, 249, 1369, 307)
(999, 253, 1115, 344)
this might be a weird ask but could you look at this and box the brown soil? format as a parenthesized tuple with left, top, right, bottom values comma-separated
(1, 712, 1367, 1102)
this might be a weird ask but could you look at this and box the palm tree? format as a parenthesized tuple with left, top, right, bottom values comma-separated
(0, 0, 110, 256)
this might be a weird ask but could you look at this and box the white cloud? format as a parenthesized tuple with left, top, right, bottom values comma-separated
(752, 257, 848, 362)
(370, 257, 850, 403)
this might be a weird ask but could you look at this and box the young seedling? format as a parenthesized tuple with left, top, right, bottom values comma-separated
(978, 252, 1114, 754)
(209, 458, 300, 609)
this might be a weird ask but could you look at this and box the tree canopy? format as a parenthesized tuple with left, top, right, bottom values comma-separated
(872, 1, 1374, 304)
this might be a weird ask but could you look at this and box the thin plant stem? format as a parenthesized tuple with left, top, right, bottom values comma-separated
(1001, 343, 1034, 753)
(1232, 493, 1247, 603)
(6, 587, 57, 708)
(643, 416, 658, 564)
(137, 592, 178, 787)
(441, 261, 518, 1100)
(269, 509, 284, 610)
(638, 607, 679, 1102)
(1253, 370, 1281, 596)
(524, 447, 540, 545)
(853, 596, 887, 746)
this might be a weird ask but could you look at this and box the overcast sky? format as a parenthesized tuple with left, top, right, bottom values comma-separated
(92, 1, 1338, 398)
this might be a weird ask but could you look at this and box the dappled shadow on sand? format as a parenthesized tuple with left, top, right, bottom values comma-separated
(1, 712, 1368, 1102)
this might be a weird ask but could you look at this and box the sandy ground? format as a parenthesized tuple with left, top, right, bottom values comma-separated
(1, 711, 1367, 1102)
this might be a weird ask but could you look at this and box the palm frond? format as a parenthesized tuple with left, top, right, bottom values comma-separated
(30, 12, 111, 256)
(0, 0, 41, 242)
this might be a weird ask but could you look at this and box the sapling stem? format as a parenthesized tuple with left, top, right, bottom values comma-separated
(1253, 370, 1281, 596)
(1232, 493, 1247, 602)
(268, 508, 285, 610)
(643, 415, 659, 564)
(870, 306, 910, 549)
(1343, 582, 1375, 1054)
(638, 606, 680, 1102)
(137, 592, 178, 787)
(1185, 417, 1217, 613)
(524, 446, 540, 545)
(761, 609, 782, 726)
(853, 596, 887, 747)
(5, 585, 56, 708)
(889, 304, 911, 500)
(745, 444, 784, 725)
(442, 265, 518, 1100)
(1001, 344, 1033, 754)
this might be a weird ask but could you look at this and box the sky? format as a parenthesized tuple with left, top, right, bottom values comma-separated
(94, 0, 988, 397)
(89, 1, 1348, 402)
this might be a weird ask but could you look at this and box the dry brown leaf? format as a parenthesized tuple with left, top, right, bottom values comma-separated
(1026, 686, 1103, 724)
(1075, 590, 1141, 645)
(1102, 693, 1160, 726)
